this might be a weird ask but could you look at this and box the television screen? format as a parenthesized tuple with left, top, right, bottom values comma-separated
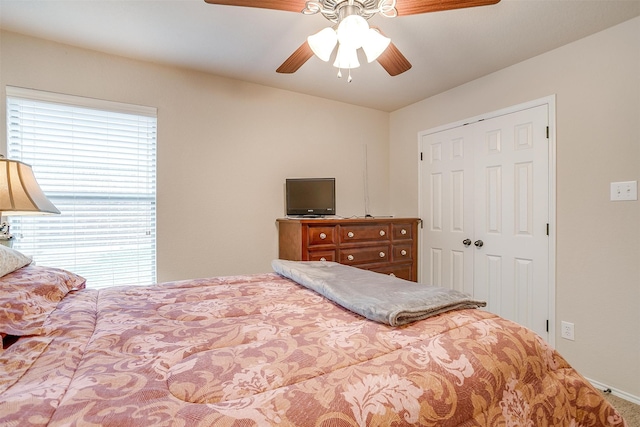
(286, 178, 335, 216)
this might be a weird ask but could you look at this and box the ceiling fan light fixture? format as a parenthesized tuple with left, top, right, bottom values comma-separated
(307, 27, 338, 62)
(208, 0, 500, 78)
(361, 28, 391, 63)
(333, 44, 360, 69)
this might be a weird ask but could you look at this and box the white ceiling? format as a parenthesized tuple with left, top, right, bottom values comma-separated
(1, 0, 638, 112)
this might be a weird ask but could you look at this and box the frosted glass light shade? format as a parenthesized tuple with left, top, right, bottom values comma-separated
(308, 27, 338, 62)
(333, 44, 360, 69)
(0, 159, 60, 215)
(361, 28, 391, 63)
(336, 14, 369, 49)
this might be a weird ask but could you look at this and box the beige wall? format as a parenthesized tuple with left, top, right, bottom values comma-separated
(0, 30, 390, 281)
(390, 17, 640, 398)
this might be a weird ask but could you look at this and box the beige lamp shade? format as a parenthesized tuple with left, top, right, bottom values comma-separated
(0, 159, 60, 215)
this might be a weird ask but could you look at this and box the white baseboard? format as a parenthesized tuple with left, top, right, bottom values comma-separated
(587, 378, 640, 405)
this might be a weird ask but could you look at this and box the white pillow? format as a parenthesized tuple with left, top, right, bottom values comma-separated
(0, 244, 32, 278)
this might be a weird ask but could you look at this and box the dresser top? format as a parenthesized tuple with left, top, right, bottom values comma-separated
(277, 217, 421, 225)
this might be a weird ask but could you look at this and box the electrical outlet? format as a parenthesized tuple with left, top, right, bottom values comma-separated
(561, 321, 575, 341)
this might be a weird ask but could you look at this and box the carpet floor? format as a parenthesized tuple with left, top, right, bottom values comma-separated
(603, 392, 640, 427)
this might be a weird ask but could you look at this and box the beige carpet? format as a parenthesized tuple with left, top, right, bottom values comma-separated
(603, 392, 640, 427)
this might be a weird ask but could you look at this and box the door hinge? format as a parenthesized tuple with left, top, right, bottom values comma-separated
(546, 319, 549, 332)
(546, 126, 549, 139)
(420, 152, 423, 161)
(546, 223, 549, 236)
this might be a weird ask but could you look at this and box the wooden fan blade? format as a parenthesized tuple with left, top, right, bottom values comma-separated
(203, 0, 307, 13)
(376, 42, 412, 76)
(396, 0, 500, 16)
(276, 41, 314, 73)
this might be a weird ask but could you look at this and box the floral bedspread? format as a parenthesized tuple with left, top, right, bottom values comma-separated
(0, 269, 625, 426)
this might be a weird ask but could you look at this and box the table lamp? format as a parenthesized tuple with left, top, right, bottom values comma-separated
(0, 157, 60, 247)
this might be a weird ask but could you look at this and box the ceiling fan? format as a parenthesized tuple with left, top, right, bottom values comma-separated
(204, 0, 500, 80)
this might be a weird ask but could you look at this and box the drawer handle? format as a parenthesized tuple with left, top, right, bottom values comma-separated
(401, 249, 407, 256)
(320, 257, 326, 261)
(379, 230, 386, 237)
(319, 232, 326, 240)
(347, 254, 354, 261)
(401, 229, 407, 235)
(379, 252, 386, 258)
(347, 231, 354, 238)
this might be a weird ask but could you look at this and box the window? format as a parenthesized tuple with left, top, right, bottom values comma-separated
(6, 87, 157, 288)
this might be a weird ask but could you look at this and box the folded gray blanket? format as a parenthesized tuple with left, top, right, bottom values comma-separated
(272, 260, 486, 326)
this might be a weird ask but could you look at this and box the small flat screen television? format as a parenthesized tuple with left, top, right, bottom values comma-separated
(286, 178, 335, 217)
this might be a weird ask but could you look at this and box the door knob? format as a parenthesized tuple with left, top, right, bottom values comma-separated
(474, 240, 484, 248)
(463, 239, 472, 247)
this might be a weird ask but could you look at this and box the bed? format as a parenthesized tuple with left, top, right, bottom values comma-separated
(0, 247, 626, 426)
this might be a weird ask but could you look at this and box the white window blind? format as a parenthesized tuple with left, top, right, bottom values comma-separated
(6, 87, 157, 288)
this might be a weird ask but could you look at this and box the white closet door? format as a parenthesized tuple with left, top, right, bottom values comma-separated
(420, 103, 550, 340)
(472, 104, 549, 338)
(420, 126, 474, 296)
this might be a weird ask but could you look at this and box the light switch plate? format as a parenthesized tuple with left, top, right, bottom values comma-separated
(610, 181, 638, 201)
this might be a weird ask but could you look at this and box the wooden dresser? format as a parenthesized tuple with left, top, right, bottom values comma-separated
(277, 217, 420, 281)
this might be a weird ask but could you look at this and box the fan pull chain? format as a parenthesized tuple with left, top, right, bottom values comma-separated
(336, 68, 353, 83)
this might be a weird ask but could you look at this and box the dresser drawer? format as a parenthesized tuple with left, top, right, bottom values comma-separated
(340, 224, 391, 243)
(340, 245, 390, 265)
(369, 264, 414, 281)
(393, 244, 413, 261)
(307, 226, 337, 246)
(306, 249, 336, 262)
(392, 223, 414, 241)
